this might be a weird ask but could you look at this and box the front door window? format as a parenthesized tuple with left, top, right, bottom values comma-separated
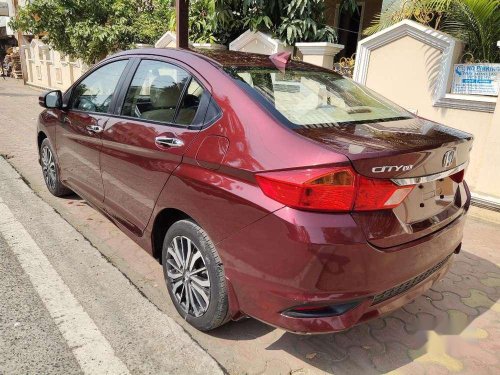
(71, 60, 128, 113)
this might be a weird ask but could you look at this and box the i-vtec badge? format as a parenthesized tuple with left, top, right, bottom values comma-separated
(372, 165, 414, 173)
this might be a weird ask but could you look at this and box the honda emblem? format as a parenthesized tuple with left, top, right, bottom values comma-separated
(442, 150, 455, 168)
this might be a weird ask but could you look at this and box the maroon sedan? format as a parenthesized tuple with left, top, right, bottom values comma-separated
(37, 48, 472, 334)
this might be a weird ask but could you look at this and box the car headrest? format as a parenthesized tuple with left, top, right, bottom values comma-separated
(150, 75, 180, 108)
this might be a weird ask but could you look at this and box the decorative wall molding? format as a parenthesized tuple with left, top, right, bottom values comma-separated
(295, 42, 344, 56)
(434, 94, 497, 113)
(192, 43, 227, 50)
(353, 19, 496, 113)
(135, 43, 154, 49)
(155, 32, 226, 50)
(229, 30, 292, 55)
(155, 31, 176, 48)
(295, 42, 345, 70)
(155, 31, 194, 49)
(471, 192, 500, 213)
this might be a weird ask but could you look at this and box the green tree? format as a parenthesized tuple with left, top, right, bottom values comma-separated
(277, 0, 337, 45)
(156, 0, 239, 45)
(213, 0, 348, 45)
(135, 0, 175, 45)
(240, 0, 285, 32)
(189, 0, 218, 43)
(9, 0, 172, 64)
(365, 0, 500, 62)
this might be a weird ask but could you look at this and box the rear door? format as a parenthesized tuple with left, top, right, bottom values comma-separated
(100, 58, 211, 236)
(56, 59, 129, 203)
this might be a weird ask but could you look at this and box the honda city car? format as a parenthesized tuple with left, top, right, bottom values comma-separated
(37, 48, 472, 333)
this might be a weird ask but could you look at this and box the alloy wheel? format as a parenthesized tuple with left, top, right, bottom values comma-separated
(165, 236, 211, 317)
(41, 145, 57, 191)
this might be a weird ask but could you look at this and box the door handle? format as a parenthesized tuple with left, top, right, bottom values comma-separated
(86, 125, 103, 133)
(155, 136, 184, 147)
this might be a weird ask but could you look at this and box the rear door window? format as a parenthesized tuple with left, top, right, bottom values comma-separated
(121, 60, 191, 124)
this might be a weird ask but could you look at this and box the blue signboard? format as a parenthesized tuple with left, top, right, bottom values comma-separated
(451, 64, 500, 96)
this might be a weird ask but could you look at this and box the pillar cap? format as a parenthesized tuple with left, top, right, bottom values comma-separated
(295, 42, 344, 56)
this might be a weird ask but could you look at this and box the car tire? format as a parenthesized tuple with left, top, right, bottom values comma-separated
(162, 219, 229, 331)
(40, 138, 72, 197)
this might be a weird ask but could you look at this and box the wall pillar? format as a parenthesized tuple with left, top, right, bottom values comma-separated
(295, 42, 344, 69)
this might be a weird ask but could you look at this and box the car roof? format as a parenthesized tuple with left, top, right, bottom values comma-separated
(112, 48, 331, 72)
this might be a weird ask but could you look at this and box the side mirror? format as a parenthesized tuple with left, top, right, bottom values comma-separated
(39, 90, 63, 109)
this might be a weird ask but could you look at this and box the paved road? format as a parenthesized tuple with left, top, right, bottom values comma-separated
(1, 77, 500, 374)
(0, 235, 82, 375)
(0, 158, 223, 375)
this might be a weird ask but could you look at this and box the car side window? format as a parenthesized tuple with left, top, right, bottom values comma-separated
(121, 60, 190, 124)
(175, 79, 205, 125)
(204, 98, 222, 124)
(70, 60, 128, 113)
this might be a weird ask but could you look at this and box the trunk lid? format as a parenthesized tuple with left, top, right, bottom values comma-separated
(295, 117, 473, 248)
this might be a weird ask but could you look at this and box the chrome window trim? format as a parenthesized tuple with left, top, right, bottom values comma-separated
(391, 162, 467, 186)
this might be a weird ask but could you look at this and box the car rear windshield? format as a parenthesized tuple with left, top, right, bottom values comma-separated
(225, 66, 412, 127)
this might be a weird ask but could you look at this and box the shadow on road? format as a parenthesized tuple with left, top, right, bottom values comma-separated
(209, 250, 499, 373)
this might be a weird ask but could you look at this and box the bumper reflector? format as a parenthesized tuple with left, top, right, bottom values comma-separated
(283, 300, 361, 318)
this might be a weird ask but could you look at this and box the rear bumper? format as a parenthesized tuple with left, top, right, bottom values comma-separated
(218, 205, 467, 334)
(274, 251, 455, 334)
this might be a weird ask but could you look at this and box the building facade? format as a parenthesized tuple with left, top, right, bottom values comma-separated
(0, 1, 17, 58)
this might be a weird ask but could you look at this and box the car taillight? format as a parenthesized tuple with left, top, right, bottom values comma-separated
(256, 166, 415, 212)
(355, 176, 414, 211)
(256, 167, 356, 211)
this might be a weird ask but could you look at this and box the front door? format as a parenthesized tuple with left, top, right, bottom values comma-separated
(56, 59, 129, 203)
(100, 59, 208, 236)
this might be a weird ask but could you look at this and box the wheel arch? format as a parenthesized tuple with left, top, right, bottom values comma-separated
(37, 131, 47, 151)
(150, 206, 242, 320)
(151, 207, 194, 263)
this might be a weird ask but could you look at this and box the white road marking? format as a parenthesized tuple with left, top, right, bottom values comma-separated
(0, 197, 130, 375)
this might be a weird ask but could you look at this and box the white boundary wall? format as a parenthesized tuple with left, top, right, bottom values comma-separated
(23, 39, 88, 91)
(353, 20, 499, 201)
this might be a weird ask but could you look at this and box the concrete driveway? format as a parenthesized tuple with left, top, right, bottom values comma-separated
(1, 77, 499, 374)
